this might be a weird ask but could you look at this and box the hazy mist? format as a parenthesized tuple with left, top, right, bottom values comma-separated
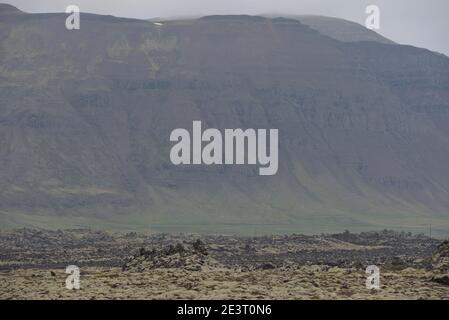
(4, 0, 449, 56)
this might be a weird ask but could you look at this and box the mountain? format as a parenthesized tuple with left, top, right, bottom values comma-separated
(0, 3, 22, 15)
(1, 5, 449, 234)
(153, 14, 395, 44)
(284, 15, 395, 44)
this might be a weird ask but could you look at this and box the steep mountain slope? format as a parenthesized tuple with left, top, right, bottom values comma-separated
(153, 14, 394, 45)
(263, 14, 395, 44)
(295, 15, 394, 44)
(1, 6, 449, 234)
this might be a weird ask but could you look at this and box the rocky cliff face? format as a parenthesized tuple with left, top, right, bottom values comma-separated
(0, 6, 448, 233)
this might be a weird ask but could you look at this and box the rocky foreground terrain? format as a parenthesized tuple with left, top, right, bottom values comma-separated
(0, 229, 448, 299)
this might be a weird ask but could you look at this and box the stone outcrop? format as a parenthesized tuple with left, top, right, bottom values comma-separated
(122, 240, 221, 272)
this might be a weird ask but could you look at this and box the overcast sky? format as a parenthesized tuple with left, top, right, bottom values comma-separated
(5, 0, 449, 56)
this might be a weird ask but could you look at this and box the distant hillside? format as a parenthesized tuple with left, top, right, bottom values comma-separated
(290, 15, 394, 44)
(1, 5, 449, 234)
(0, 3, 22, 15)
(154, 13, 394, 44)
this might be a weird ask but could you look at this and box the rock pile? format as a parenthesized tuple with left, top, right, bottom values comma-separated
(431, 274, 449, 286)
(431, 240, 449, 272)
(429, 240, 449, 286)
(122, 240, 221, 272)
